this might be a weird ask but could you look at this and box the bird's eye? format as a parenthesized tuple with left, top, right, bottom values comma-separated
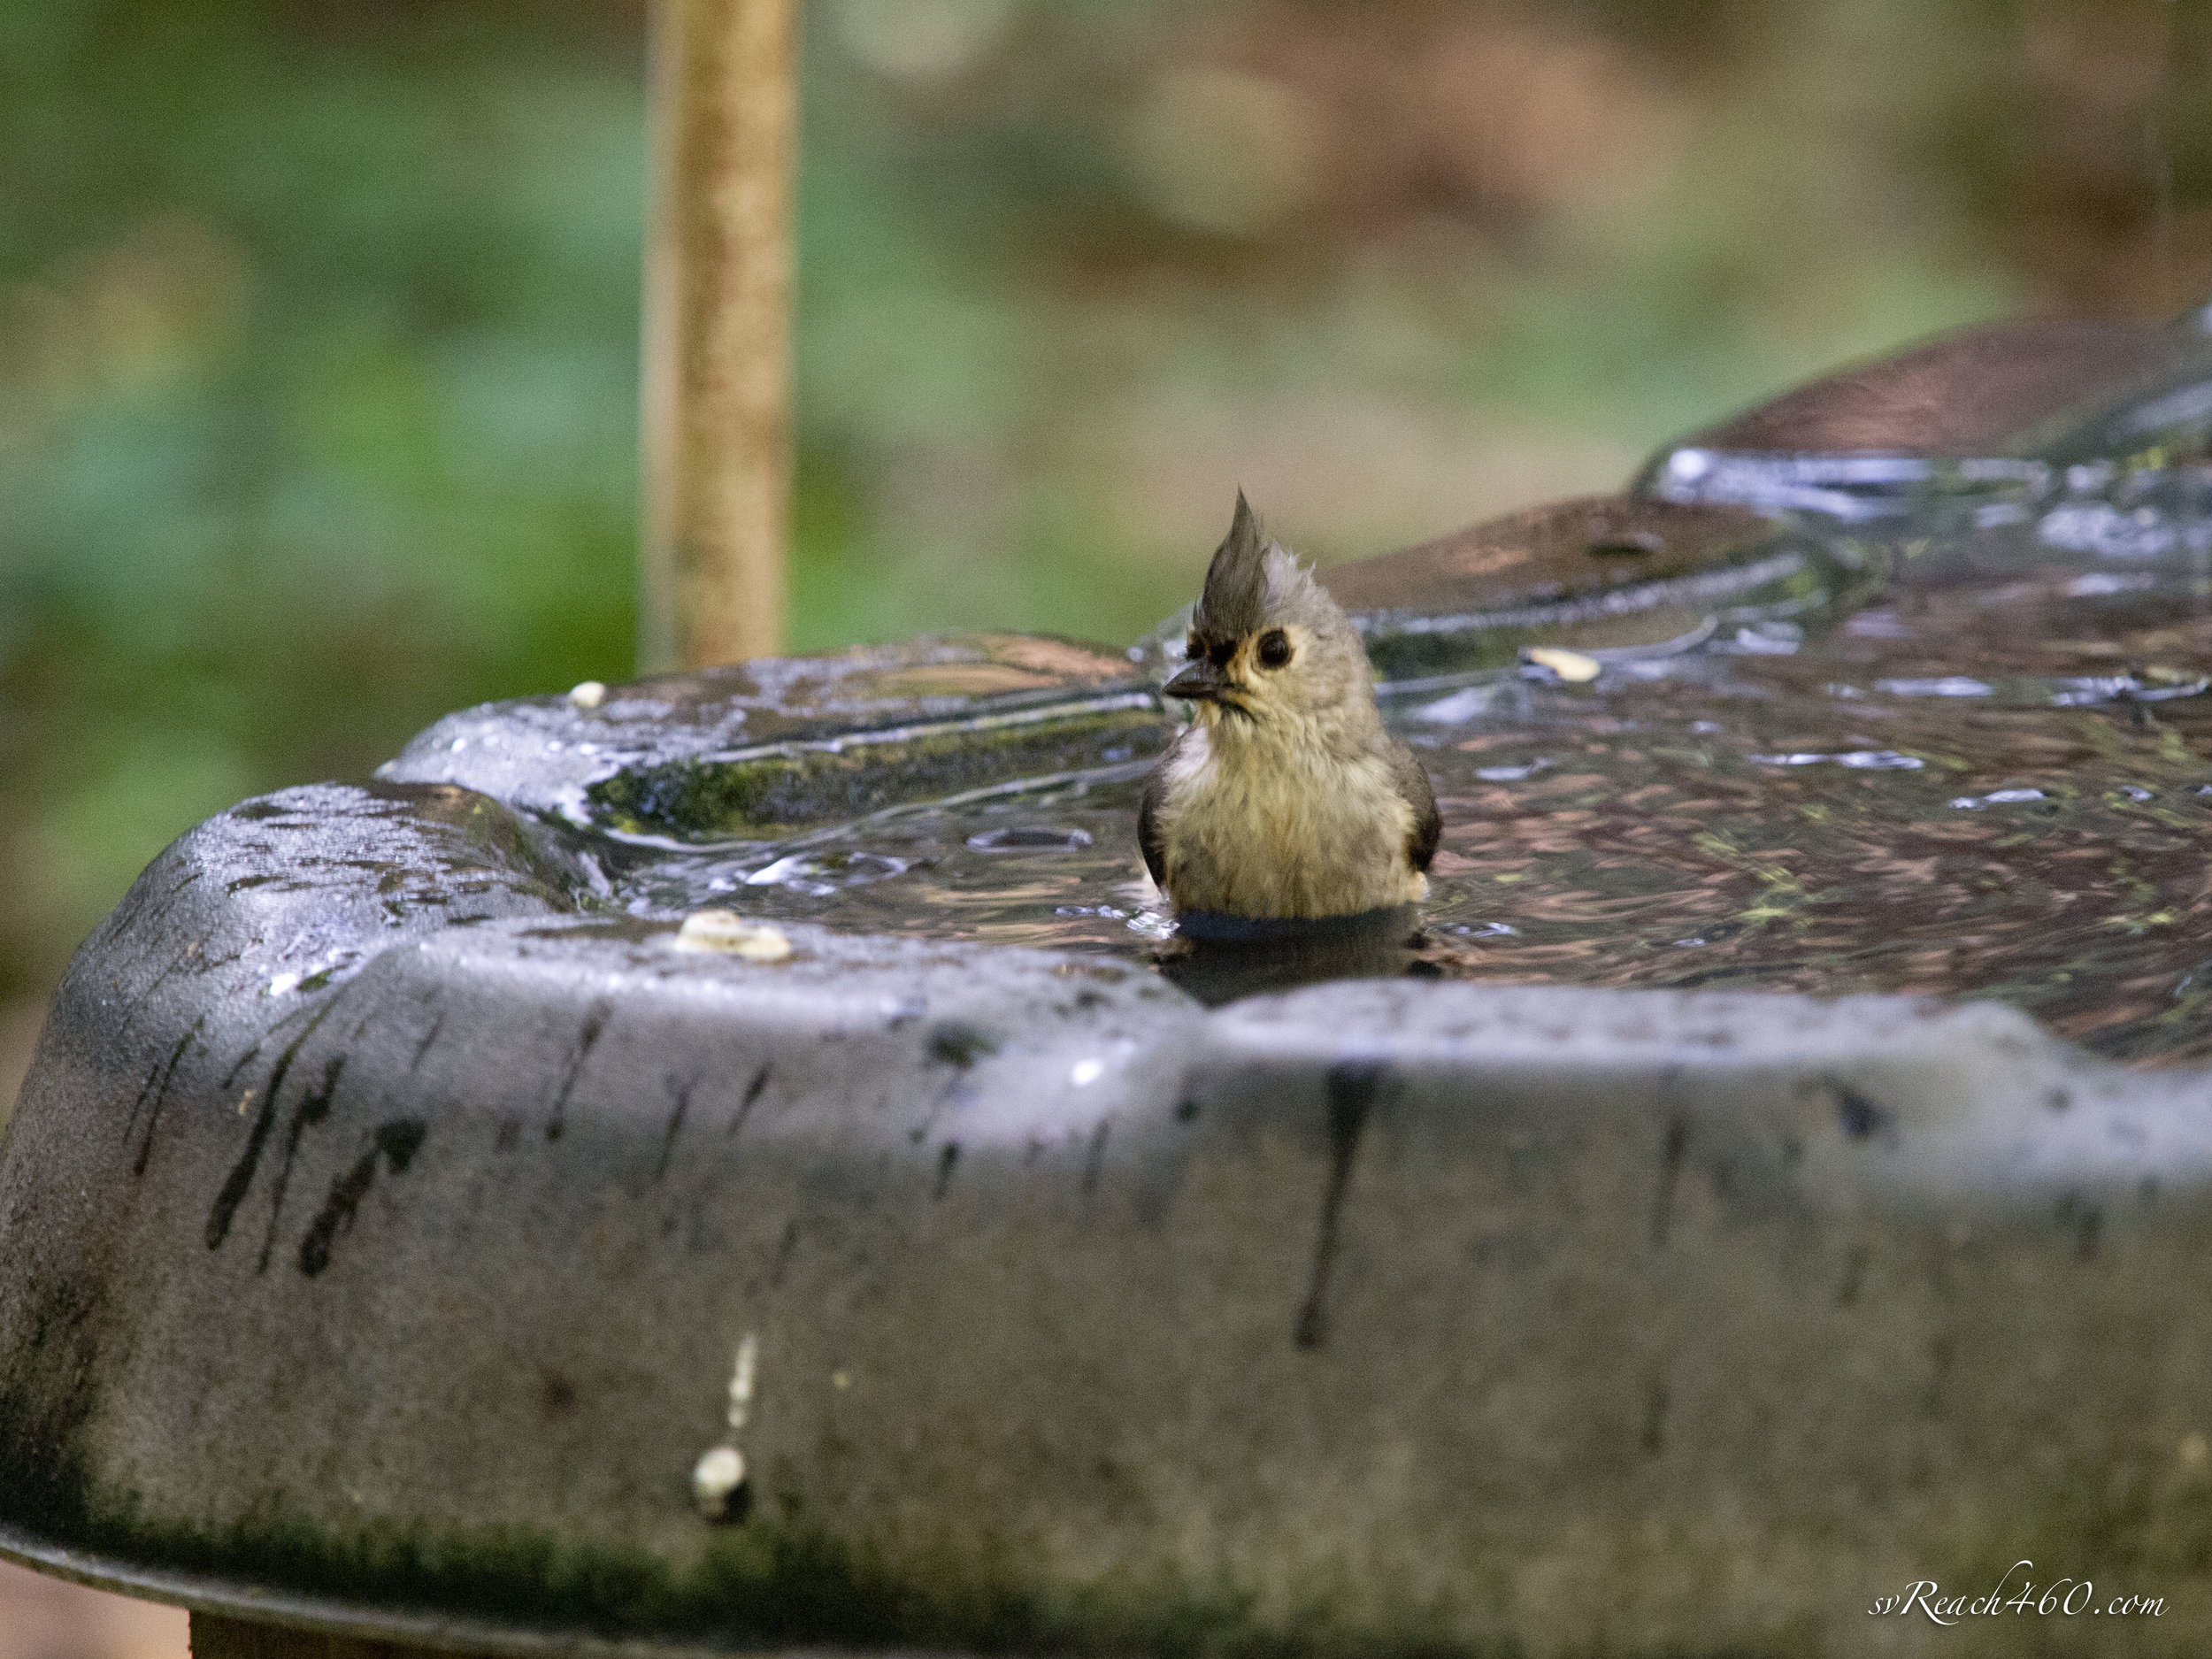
(1257, 628, 1292, 669)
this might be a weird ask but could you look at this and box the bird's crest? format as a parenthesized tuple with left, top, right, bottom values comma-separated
(1194, 490, 1271, 640)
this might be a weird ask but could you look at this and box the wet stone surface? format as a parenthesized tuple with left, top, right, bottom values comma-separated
(1639, 309, 2212, 519)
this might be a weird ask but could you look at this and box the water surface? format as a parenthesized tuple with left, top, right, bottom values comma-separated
(590, 524, 2212, 1066)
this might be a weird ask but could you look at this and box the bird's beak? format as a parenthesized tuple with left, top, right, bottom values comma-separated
(1163, 657, 1229, 702)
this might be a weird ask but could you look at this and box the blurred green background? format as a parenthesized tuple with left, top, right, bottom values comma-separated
(5, 0, 2212, 1056)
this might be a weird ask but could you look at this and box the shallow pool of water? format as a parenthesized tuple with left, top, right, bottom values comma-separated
(579, 519, 2212, 1067)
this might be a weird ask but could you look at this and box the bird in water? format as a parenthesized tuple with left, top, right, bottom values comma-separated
(1139, 493, 1440, 921)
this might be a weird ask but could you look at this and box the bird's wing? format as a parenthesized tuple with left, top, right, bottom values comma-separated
(1386, 738, 1442, 873)
(1137, 756, 1171, 889)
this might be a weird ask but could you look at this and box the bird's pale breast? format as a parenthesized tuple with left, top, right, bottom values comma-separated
(1154, 723, 1426, 918)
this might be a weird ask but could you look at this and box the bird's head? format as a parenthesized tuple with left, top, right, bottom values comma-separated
(1163, 492, 1378, 734)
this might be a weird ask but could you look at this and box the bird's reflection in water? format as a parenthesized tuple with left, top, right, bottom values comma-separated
(1154, 906, 1431, 1008)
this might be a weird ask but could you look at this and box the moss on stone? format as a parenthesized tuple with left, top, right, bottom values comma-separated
(587, 707, 1171, 841)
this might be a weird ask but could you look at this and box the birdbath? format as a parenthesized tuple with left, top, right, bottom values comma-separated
(10, 315, 2212, 1659)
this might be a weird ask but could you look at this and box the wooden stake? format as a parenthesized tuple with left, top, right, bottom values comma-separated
(639, 0, 795, 672)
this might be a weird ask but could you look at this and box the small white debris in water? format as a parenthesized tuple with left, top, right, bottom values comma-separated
(265, 972, 301, 997)
(236, 1088, 257, 1117)
(2181, 1432, 2208, 1469)
(567, 680, 607, 709)
(1070, 1058, 1104, 1087)
(691, 1445, 745, 1518)
(673, 910, 793, 962)
(1523, 646, 1601, 683)
(832, 1370, 852, 1390)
